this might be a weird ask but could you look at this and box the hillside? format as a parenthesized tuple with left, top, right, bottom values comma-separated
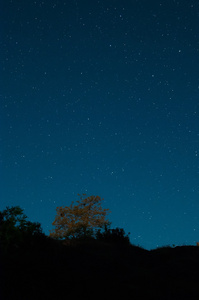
(1, 236, 199, 300)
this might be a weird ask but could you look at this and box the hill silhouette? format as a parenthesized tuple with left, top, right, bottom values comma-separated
(2, 234, 199, 300)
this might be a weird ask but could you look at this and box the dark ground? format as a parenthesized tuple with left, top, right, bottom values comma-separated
(1, 236, 199, 300)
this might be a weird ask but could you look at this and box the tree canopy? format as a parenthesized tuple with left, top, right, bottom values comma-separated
(0, 206, 44, 252)
(49, 194, 110, 240)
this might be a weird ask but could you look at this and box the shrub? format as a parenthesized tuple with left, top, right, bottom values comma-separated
(96, 224, 130, 246)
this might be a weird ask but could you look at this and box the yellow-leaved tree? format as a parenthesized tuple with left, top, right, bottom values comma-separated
(49, 194, 110, 240)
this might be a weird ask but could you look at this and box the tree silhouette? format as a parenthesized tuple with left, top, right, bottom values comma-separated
(0, 206, 43, 252)
(96, 223, 130, 245)
(49, 194, 110, 240)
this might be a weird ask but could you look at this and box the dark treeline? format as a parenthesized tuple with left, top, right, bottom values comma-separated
(1, 206, 199, 299)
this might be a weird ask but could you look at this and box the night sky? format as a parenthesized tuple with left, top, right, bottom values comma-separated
(1, 0, 199, 249)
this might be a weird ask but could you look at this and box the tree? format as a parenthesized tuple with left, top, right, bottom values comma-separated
(0, 206, 27, 228)
(96, 223, 130, 245)
(49, 194, 110, 240)
(0, 206, 44, 252)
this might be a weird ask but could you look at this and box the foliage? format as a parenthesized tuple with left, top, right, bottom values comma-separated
(96, 223, 130, 245)
(49, 194, 110, 240)
(0, 206, 27, 227)
(0, 205, 44, 252)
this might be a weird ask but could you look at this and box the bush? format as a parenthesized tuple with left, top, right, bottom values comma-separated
(96, 224, 130, 246)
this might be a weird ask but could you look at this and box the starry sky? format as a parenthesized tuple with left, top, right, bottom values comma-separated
(1, 0, 199, 249)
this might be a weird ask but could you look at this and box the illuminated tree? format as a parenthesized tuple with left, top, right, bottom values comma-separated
(49, 194, 110, 240)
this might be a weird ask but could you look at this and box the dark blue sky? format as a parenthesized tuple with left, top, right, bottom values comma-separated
(1, 0, 199, 249)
